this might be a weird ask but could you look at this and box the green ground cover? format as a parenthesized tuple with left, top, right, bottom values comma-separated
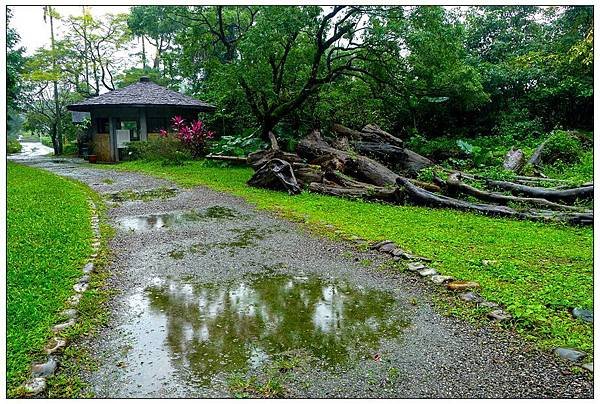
(7, 162, 94, 392)
(105, 159, 593, 353)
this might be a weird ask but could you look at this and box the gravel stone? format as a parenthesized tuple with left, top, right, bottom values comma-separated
(31, 357, 58, 377)
(44, 337, 67, 354)
(391, 248, 405, 257)
(581, 363, 593, 372)
(23, 378, 46, 395)
(572, 308, 593, 323)
(487, 310, 512, 322)
(370, 240, 393, 250)
(67, 294, 82, 306)
(73, 281, 89, 293)
(407, 262, 426, 272)
(83, 262, 94, 274)
(52, 319, 76, 333)
(378, 243, 396, 253)
(430, 275, 453, 284)
(418, 267, 438, 277)
(479, 301, 500, 309)
(554, 348, 586, 363)
(60, 309, 78, 319)
(460, 292, 482, 303)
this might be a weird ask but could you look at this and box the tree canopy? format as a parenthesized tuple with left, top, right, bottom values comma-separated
(11, 5, 593, 152)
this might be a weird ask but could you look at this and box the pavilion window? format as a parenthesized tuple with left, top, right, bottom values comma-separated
(97, 117, 109, 134)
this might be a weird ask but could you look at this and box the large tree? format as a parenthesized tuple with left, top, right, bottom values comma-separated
(6, 8, 26, 137)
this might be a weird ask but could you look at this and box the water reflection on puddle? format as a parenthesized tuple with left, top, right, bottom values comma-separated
(133, 273, 409, 386)
(115, 206, 240, 231)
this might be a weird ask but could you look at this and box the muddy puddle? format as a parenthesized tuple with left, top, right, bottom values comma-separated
(115, 206, 241, 231)
(124, 273, 409, 387)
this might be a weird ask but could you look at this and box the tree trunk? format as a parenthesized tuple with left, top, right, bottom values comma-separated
(397, 177, 592, 226)
(49, 7, 62, 156)
(247, 158, 301, 195)
(332, 123, 404, 147)
(443, 173, 586, 212)
(485, 179, 594, 204)
(503, 147, 525, 173)
(51, 123, 60, 156)
(297, 130, 400, 187)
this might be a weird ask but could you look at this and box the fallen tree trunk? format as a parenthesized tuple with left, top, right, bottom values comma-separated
(444, 173, 586, 212)
(247, 148, 305, 170)
(485, 179, 594, 203)
(332, 123, 404, 148)
(352, 141, 432, 174)
(528, 139, 548, 167)
(247, 158, 301, 195)
(503, 147, 525, 173)
(293, 163, 323, 187)
(361, 124, 404, 148)
(397, 177, 593, 226)
(206, 154, 248, 163)
(297, 130, 400, 187)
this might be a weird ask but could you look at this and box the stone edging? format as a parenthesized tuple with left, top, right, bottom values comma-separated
(364, 238, 594, 373)
(22, 199, 101, 395)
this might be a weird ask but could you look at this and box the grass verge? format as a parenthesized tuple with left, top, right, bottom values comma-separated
(96, 159, 593, 354)
(7, 161, 112, 397)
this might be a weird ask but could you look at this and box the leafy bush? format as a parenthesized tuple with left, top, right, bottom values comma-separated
(40, 136, 52, 148)
(543, 151, 592, 185)
(541, 130, 582, 165)
(169, 116, 215, 157)
(63, 143, 78, 155)
(7, 139, 22, 154)
(125, 136, 191, 166)
(209, 132, 267, 157)
(495, 107, 544, 141)
(456, 139, 494, 167)
(406, 133, 462, 160)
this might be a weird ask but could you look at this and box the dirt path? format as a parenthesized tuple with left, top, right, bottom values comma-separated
(14, 157, 593, 398)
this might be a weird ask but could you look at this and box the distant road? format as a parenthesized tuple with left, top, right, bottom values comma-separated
(11, 141, 54, 159)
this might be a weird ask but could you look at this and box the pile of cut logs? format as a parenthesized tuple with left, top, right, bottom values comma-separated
(245, 124, 593, 226)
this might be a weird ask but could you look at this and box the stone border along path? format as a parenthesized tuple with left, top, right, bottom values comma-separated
(21, 198, 102, 396)
(363, 239, 593, 373)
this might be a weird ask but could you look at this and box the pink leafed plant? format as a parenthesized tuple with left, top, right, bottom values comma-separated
(169, 116, 215, 157)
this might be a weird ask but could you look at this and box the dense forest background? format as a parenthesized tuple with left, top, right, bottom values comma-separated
(6, 5, 593, 154)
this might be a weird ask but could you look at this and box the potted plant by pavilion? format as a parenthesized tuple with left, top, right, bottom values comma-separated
(87, 143, 97, 163)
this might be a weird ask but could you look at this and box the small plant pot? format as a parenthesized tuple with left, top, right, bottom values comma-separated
(88, 155, 97, 164)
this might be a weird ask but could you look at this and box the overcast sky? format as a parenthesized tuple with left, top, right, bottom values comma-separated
(9, 5, 137, 55)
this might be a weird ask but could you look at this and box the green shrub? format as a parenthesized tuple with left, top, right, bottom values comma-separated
(209, 132, 267, 157)
(40, 136, 53, 148)
(7, 139, 22, 154)
(495, 107, 544, 140)
(125, 137, 191, 166)
(63, 143, 78, 155)
(456, 139, 494, 167)
(541, 130, 582, 165)
(407, 133, 462, 160)
(543, 151, 593, 185)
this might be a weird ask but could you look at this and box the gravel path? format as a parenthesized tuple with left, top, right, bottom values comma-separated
(12, 157, 593, 398)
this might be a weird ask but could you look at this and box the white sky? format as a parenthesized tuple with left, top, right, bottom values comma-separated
(9, 5, 143, 56)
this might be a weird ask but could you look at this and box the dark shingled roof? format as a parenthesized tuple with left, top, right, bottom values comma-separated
(67, 77, 216, 112)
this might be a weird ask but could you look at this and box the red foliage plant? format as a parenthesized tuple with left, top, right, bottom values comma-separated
(160, 116, 215, 157)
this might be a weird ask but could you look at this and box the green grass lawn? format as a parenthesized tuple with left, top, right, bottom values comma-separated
(7, 162, 93, 391)
(105, 159, 593, 354)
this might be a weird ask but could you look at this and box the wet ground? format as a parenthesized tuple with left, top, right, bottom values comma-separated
(10, 156, 594, 398)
